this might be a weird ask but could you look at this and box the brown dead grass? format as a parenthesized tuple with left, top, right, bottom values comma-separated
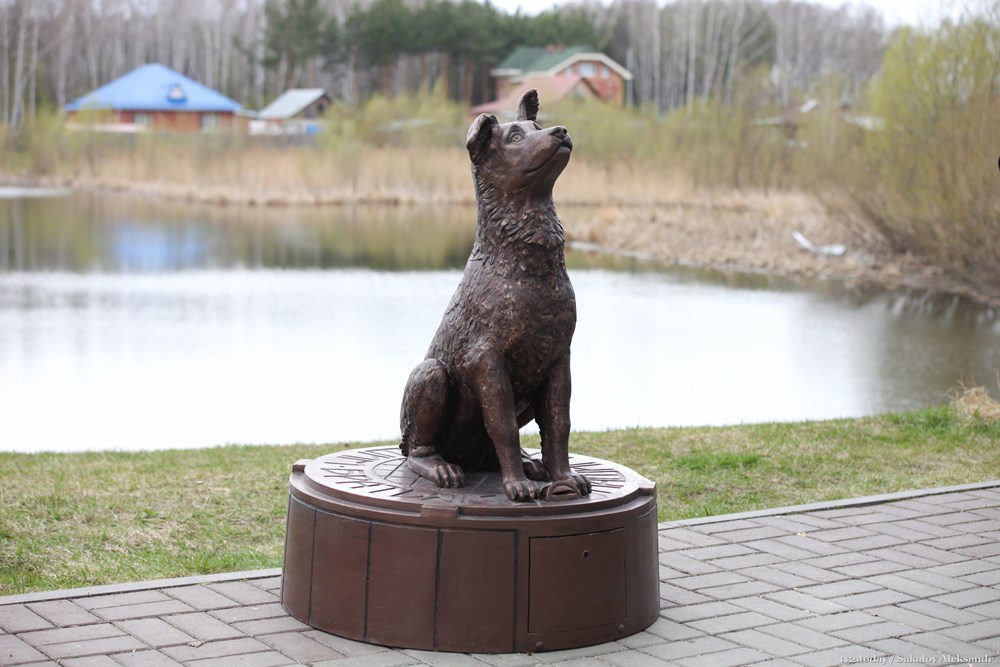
(50, 144, 700, 208)
(951, 382, 1000, 425)
(57, 145, 474, 206)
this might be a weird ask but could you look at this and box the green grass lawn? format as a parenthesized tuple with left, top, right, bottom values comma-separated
(1, 406, 997, 596)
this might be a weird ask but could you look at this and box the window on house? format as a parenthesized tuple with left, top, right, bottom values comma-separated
(133, 113, 152, 126)
(200, 113, 221, 131)
(601, 65, 610, 78)
(578, 62, 596, 78)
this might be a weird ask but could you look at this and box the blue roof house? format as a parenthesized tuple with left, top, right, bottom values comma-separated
(66, 63, 244, 133)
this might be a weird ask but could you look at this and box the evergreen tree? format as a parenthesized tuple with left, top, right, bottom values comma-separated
(263, 0, 330, 90)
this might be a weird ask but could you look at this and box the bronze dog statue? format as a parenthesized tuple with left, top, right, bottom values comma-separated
(399, 90, 590, 502)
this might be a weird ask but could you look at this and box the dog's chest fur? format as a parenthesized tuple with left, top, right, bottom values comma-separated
(431, 205, 576, 392)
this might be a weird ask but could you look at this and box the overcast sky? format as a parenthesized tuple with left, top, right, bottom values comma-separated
(489, 0, 981, 27)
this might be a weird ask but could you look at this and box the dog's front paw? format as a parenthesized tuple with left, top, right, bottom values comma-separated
(503, 479, 539, 502)
(557, 472, 591, 497)
(434, 462, 465, 488)
(406, 454, 465, 488)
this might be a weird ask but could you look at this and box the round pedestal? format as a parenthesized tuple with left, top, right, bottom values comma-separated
(280, 446, 658, 654)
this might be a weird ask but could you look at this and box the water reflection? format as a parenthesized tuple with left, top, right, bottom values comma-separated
(1, 192, 476, 272)
(1, 191, 997, 452)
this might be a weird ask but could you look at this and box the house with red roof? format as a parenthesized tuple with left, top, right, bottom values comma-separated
(472, 45, 632, 117)
(65, 64, 244, 133)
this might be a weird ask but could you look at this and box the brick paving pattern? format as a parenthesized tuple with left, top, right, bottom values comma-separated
(2, 484, 997, 666)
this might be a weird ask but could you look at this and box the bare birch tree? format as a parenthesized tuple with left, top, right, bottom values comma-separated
(0, 0, 889, 129)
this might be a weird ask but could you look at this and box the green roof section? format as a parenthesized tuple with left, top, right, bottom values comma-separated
(496, 46, 547, 71)
(495, 45, 594, 73)
(526, 45, 593, 72)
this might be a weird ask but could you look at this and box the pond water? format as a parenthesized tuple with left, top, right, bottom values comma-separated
(1, 190, 997, 452)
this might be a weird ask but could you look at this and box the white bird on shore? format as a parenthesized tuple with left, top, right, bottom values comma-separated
(793, 230, 847, 257)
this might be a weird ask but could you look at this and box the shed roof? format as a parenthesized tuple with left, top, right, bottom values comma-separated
(258, 89, 329, 120)
(66, 64, 241, 113)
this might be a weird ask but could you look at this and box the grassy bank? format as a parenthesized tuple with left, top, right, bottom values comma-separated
(2, 403, 997, 596)
(1, 140, 696, 208)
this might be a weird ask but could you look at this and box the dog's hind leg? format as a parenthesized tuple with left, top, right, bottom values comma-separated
(399, 359, 465, 488)
(514, 405, 549, 482)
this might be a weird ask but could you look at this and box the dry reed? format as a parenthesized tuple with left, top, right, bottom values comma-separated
(951, 380, 1000, 425)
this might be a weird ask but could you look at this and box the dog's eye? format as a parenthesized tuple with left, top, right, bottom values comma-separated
(509, 132, 523, 143)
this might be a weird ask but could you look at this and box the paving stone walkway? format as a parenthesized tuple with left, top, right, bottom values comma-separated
(2, 483, 998, 667)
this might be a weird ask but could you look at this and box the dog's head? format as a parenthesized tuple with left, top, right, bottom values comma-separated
(466, 89, 572, 197)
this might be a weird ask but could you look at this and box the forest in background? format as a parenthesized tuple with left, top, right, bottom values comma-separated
(3, 0, 892, 125)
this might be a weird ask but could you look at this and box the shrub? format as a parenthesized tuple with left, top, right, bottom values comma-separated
(837, 14, 1000, 297)
(328, 84, 468, 150)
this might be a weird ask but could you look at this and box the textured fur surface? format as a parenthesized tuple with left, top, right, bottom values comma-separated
(399, 90, 590, 502)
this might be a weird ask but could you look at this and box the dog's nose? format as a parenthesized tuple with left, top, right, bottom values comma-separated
(550, 125, 572, 150)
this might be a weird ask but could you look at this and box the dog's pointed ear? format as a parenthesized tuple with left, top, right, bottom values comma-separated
(466, 113, 497, 163)
(515, 89, 538, 122)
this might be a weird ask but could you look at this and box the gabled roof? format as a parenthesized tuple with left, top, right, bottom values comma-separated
(66, 64, 241, 113)
(494, 45, 591, 74)
(491, 45, 633, 82)
(470, 75, 599, 118)
(526, 45, 593, 73)
(494, 46, 547, 72)
(259, 89, 329, 120)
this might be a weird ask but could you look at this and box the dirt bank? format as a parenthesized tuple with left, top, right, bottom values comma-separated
(563, 194, 995, 305)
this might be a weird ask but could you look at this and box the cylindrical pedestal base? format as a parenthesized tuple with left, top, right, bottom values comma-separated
(281, 446, 658, 653)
